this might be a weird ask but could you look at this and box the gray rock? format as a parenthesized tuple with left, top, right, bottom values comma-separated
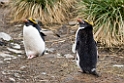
(14, 73, 21, 78)
(45, 48, 55, 53)
(41, 29, 60, 37)
(6, 61, 10, 63)
(58, 25, 69, 35)
(56, 53, 63, 58)
(113, 64, 124, 68)
(64, 54, 74, 59)
(0, 61, 3, 64)
(41, 29, 55, 35)
(7, 47, 23, 54)
(1, 70, 11, 75)
(4, 58, 12, 61)
(0, 32, 12, 41)
(41, 72, 47, 75)
(20, 66, 27, 70)
(10, 43, 21, 49)
(9, 77, 16, 82)
(0, 0, 9, 3)
(42, 54, 55, 58)
(0, 52, 17, 58)
(18, 55, 22, 57)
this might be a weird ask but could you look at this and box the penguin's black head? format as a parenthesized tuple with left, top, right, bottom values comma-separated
(77, 19, 93, 30)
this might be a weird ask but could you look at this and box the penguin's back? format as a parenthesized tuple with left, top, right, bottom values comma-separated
(77, 29, 97, 71)
(23, 25, 45, 56)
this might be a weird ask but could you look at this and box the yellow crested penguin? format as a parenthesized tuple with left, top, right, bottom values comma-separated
(72, 18, 99, 77)
(23, 18, 46, 59)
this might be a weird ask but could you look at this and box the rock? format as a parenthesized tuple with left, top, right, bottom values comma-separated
(56, 53, 63, 58)
(0, 0, 9, 7)
(41, 72, 47, 75)
(0, 52, 17, 58)
(14, 73, 20, 78)
(64, 54, 74, 59)
(41, 29, 60, 37)
(1, 71, 6, 75)
(9, 77, 16, 82)
(1, 70, 11, 75)
(63, 77, 74, 82)
(69, 21, 77, 26)
(7, 47, 23, 54)
(0, 61, 3, 64)
(6, 61, 10, 63)
(20, 66, 27, 70)
(18, 33, 23, 37)
(18, 55, 22, 57)
(42, 54, 55, 58)
(113, 65, 124, 68)
(10, 43, 21, 49)
(70, 30, 75, 34)
(41, 29, 54, 35)
(58, 25, 69, 35)
(0, 32, 12, 41)
(4, 58, 12, 61)
(0, 0, 9, 3)
(45, 48, 55, 53)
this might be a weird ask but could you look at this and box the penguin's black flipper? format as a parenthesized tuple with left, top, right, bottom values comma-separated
(94, 40, 97, 46)
(40, 32, 46, 36)
(34, 24, 47, 39)
(75, 41, 79, 51)
(35, 24, 42, 32)
(39, 32, 46, 41)
(55, 34, 60, 37)
(75, 36, 80, 51)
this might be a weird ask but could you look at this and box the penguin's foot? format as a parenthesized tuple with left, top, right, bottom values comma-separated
(78, 70, 88, 74)
(79, 69, 100, 77)
(83, 70, 87, 73)
(91, 71, 100, 77)
(27, 55, 36, 59)
(78, 70, 83, 73)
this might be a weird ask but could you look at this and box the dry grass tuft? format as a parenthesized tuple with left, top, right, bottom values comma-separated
(9, 0, 76, 24)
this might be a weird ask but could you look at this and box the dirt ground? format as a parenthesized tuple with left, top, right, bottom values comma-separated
(0, 7, 124, 83)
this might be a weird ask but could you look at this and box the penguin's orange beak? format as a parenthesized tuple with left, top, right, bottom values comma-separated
(77, 18, 83, 23)
(23, 19, 28, 23)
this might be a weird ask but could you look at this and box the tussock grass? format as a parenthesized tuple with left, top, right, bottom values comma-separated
(78, 0, 124, 47)
(9, 0, 76, 24)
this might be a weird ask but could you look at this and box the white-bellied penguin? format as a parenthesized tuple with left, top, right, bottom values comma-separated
(23, 18, 46, 59)
(72, 18, 99, 77)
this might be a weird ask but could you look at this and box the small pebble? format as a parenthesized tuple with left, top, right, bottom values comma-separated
(9, 77, 16, 82)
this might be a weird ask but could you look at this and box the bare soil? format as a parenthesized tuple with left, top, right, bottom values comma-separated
(0, 7, 124, 83)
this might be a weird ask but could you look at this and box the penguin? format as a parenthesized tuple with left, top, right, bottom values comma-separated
(72, 18, 99, 77)
(23, 18, 46, 59)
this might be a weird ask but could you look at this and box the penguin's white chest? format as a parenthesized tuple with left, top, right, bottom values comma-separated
(23, 25, 45, 57)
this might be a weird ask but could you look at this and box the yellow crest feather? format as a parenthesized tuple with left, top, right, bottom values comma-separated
(85, 20, 93, 26)
(28, 18, 37, 24)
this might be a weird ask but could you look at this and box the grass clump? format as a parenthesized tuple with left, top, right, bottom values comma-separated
(9, 0, 76, 24)
(78, 0, 124, 47)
